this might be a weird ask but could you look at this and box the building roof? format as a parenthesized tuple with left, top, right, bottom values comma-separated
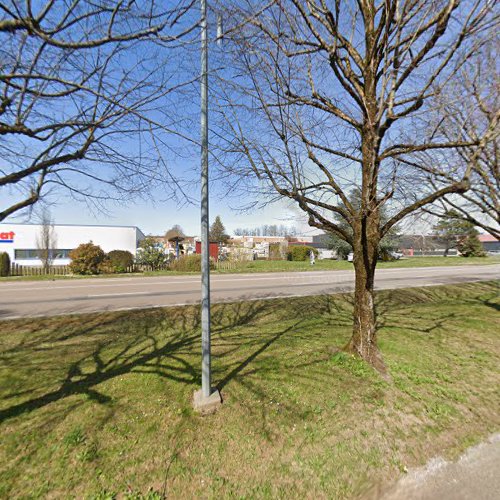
(0, 222, 143, 230)
(230, 236, 287, 243)
(478, 234, 499, 242)
(289, 241, 326, 249)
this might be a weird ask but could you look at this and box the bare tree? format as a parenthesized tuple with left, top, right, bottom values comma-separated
(215, 0, 496, 371)
(165, 224, 186, 241)
(417, 42, 499, 238)
(0, 0, 198, 221)
(36, 208, 57, 272)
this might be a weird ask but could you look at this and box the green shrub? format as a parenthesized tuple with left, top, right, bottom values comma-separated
(97, 257, 116, 274)
(169, 254, 215, 272)
(0, 252, 10, 277)
(107, 250, 134, 273)
(457, 234, 486, 257)
(136, 237, 168, 270)
(69, 242, 106, 275)
(287, 245, 318, 261)
(378, 248, 396, 262)
(269, 243, 284, 260)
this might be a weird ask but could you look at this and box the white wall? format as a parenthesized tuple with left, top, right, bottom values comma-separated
(318, 249, 335, 260)
(0, 224, 144, 266)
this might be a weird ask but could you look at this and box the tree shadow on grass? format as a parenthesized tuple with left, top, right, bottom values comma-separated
(0, 299, 295, 424)
(482, 295, 500, 312)
(0, 328, 198, 423)
(374, 283, 500, 337)
(2, 284, 493, 425)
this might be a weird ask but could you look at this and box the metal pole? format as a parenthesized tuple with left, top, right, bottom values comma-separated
(200, 0, 211, 399)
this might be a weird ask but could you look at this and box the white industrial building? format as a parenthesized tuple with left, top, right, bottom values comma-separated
(0, 223, 145, 266)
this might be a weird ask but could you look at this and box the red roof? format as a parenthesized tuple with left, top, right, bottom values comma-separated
(478, 234, 499, 242)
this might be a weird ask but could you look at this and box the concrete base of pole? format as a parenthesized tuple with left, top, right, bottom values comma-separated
(193, 388, 222, 415)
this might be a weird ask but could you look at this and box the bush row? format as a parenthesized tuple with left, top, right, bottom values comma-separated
(169, 254, 215, 272)
(287, 245, 319, 261)
(69, 243, 134, 275)
(69, 243, 218, 275)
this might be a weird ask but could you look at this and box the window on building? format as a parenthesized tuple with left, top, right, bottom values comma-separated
(14, 249, 73, 260)
(15, 249, 40, 259)
(52, 249, 72, 259)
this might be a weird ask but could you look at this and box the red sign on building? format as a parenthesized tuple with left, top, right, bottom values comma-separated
(0, 231, 15, 243)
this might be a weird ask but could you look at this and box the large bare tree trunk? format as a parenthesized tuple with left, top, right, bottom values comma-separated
(347, 216, 386, 372)
(348, 254, 386, 372)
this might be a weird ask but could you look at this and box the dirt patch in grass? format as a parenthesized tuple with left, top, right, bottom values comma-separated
(0, 281, 499, 498)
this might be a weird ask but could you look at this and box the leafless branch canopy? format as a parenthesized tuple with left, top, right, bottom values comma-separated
(417, 40, 499, 238)
(214, 0, 497, 242)
(212, 0, 497, 363)
(0, 0, 198, 220)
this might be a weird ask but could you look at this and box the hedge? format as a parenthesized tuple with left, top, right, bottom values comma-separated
(287, 245, 319, 261)
(0, 252, 10, 277)
(169, 254, 215, 272)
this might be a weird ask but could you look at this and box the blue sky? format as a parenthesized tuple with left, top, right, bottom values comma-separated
(57, 197, 309, 237)
(2, 184, 311, 237)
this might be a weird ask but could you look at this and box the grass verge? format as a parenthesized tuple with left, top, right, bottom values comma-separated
(215, 255, 500, 273)
(0, 281, 499, 498)
(1, 255, 499, 282)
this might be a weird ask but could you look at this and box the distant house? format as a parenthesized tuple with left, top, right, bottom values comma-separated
(279, 233, 332, 259)
(311, 234, 337, 258)
(478, 234, 500, 252)
(229, 235, 287, 247)
(150, 234, 197, 256)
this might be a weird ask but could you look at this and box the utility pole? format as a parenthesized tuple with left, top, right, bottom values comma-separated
(193, 0, 222, 413)
(200, 0, 210, 399)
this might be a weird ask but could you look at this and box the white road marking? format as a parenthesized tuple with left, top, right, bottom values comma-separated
(0, 271, 356, 291)
(1, 265, 498, 293)
(0, 276, 497, 321)
(86, 291, 152, 297)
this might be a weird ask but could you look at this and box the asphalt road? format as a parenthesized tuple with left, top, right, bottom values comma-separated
(0, 265, 498, 320)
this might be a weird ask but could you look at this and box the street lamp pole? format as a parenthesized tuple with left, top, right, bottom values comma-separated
(193, 0, 221, 413)
(200, 0, 211, 399)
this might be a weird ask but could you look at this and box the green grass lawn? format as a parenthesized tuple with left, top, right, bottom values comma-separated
(215, 255, 500, 273)
(1, 255, 499, 282)
(0, 282, 499, 498)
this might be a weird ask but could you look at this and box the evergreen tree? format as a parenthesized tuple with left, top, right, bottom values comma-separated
(457, 231, 486, 257)
(209, 216, 229, 243)
(326, 189, 399, 259)
(433, 211, 477, 256)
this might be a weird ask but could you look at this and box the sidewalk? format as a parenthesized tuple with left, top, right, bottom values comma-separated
(381, 434, 500, 500)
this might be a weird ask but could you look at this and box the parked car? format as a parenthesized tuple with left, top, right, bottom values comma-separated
(347, 250, 402, 262)
(388, 251, 403, 260)
(348, 250, 402, 262)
